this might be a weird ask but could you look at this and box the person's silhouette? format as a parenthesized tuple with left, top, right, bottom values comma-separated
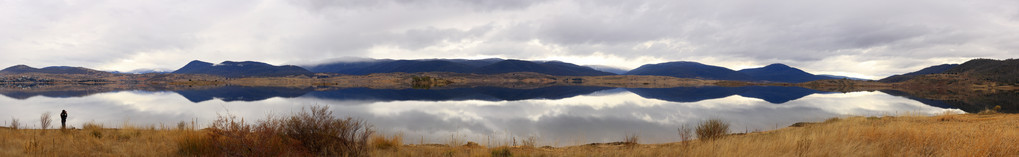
(60, 110, 68, 129)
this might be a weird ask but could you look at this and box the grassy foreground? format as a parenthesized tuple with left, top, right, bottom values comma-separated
(3, 112, 1018, 156)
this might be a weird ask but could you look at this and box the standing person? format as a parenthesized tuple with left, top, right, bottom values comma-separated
(60, 110, 68, 129)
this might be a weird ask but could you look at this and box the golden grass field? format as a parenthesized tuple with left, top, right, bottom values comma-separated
(3, 111, 1018, 156)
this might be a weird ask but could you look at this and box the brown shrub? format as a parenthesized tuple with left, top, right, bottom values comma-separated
(696, 119, 729, 141)
(179, 105, 373, 157)
(274, 106, 374, 156)
(204, 114, 307, 156)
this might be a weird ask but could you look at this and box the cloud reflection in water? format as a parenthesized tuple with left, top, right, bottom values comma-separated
(0, 87, 959, 146)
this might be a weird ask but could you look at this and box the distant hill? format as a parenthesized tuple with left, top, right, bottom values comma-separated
(942, 59, 1019, 84)
(624, 61, 752, 80)
(306, 58, 615, 76)
(110, 69, 172, 74)
(878, 64, 958, 83)
(172, 60, 313, 78)
(0, 65, 110, 75)
(584, 65, 629, 74)
(353, 60, 475, 74)
(474, 60, 616, 76)
(817, 75, 870, 81)
(737, 63, 836, 83)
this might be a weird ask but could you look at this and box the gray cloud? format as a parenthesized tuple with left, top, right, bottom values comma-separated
(0, 0, 1017, 78)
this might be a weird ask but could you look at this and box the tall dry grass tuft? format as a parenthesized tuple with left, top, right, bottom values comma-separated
(176, 129, 214, 156)
(83, 121, 104, 139)
(490, 146, 512, 157)
(40, 112, 52, 130)
(678, 124, 693, 142)
(371, 133, 403, 150)
(521, 136, 538, 148)
(695, 119, 729, 141)
(623, 133, 640, 146)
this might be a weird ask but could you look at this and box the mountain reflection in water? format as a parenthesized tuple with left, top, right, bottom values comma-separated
(0, 85, 998, 145)
(1, 85, 1011, 112)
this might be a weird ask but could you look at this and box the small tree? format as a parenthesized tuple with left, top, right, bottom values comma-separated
(41, 112, 52, 130)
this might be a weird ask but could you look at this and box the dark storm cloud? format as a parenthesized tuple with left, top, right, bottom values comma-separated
(0, 0, 1016, 78)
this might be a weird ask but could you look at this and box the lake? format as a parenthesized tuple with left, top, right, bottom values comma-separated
(0, 86, 964, 146)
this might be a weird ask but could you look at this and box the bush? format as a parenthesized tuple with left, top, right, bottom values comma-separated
(275, 106, 374, 156)
(205, 114, 306, 156)
(182, 105, 374, 157)
(696, 119, 730, 141)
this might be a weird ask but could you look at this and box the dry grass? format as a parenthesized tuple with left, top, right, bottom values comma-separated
(0, 123, 179, 156)
(4, 111, 1019, 156)
(372, 113, 1019, 157)
(371, 133, 403, 151)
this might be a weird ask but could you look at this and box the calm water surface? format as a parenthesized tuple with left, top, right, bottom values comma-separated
(0, 86, 961, 146)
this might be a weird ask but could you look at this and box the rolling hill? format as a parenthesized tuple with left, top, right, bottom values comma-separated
(624, 61, 752, 80)
(584, 65, 629, 74)
(172, 60, 313, 78)
(626, 62, 845, 83)
(0, 65, 110, 75)
(738, 63, 835, 83)
(942, 59, 1019, 84)
(878, 64, 958, 83)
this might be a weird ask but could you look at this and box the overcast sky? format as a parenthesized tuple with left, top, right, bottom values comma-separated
(1, 0, 1017, 79)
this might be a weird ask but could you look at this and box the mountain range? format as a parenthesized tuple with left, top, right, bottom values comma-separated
(304, 58, 615, 76)
(16, 58, 1019, 84)
(624, 62, 845, 83)
(0, 59, 855, 83)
